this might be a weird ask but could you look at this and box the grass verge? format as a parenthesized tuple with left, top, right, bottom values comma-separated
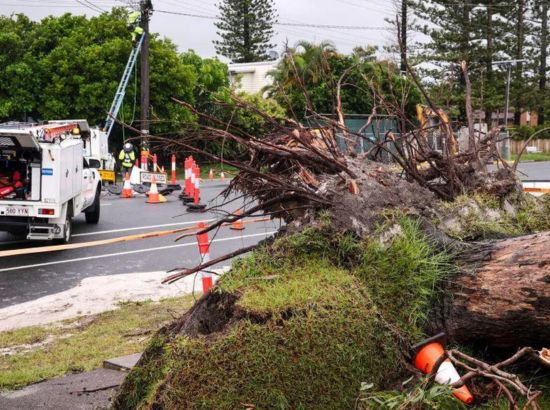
(513, 152, 550, 162)
(114, 218, 459, 409)
(0, 296, 194, 390)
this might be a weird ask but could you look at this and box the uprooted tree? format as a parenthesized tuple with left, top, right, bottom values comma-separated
(113, 49, 549, 409)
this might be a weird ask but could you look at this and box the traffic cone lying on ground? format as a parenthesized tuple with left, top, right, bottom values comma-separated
(230, 209, 245, 231)
(121, 172, 133, 198)
(413, 334, 474, 405)
(146, 175, 167, 204)
(196, 222, 213, 293)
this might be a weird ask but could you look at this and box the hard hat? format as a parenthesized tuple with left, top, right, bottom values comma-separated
(123, 143, 134, 153)
(72, 127, 80, 135)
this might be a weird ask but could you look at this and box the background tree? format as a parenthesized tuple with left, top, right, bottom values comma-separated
(0, 10, 231, 151)
(408, 0, 550, 130)
(533, 0, 549, 124)
(408, 1, 511, 121)
(266, 41, 421, 121)
(214, 0, 277, 63)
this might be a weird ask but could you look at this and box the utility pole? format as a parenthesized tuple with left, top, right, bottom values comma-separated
(538, 0, 548, 125)
(513, 0, 525, 126)
(140, 0, 153, 151)
(400, 0, 407, 74)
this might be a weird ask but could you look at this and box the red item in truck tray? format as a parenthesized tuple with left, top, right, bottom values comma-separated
(12, 170, 21, 182)
(0, 185, 14, 198)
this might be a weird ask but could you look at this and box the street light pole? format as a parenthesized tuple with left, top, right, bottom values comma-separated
(492, 59, 526, 160)
(504, 62, 512, 130)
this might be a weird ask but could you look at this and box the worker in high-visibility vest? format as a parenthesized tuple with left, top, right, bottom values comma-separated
(127, 11, 143, 45)
(118, 143, 136, 178)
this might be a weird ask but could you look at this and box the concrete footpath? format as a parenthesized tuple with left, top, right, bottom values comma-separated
(0, 354, 141, 409)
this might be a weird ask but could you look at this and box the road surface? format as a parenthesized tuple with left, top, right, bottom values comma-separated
(515, 161, 550, 180)
(1, 161, 548, 310)
(0, 181, 280, 308)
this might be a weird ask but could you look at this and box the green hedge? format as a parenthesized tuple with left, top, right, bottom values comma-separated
(511, 124, 550, 140)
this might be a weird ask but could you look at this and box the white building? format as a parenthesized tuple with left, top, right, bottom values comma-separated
(228, 61, 278, 95)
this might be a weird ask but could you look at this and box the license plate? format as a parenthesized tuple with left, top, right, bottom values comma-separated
(1, 206, 29, 216)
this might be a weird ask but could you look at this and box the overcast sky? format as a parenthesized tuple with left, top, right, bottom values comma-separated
(1, 0, 402, 59)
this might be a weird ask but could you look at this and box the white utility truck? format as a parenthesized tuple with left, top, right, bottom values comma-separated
(0, 120, 102, 243)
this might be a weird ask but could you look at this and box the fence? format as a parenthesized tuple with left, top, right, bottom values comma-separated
(511, 139, 550, 154)
(306, 115, 401, 162)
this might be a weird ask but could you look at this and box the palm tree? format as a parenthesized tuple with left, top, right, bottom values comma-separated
(264, 40, 338, 97)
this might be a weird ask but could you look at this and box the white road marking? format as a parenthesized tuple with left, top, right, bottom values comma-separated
(0, 232, 276, 272)
(72, 219, 216, 237)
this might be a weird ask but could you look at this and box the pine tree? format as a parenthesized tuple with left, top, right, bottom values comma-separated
(214, 0, 277, 63)
(533, 0, 549, 124)
(408, 1, 511, 121)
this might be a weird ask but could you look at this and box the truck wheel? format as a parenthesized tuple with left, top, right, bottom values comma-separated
(85, 189, 101, 224)
(54, 215, 72, 244)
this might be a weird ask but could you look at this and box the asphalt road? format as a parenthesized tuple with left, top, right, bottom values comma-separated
(0, 181, 280, 308)
(1, 161, 547, 310)
(515, 161, 550, 180)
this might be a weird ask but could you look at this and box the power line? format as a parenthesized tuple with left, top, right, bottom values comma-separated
(84, 0, 107, 12)
(74, 0, 105, 13)
(155, 9, 389, 30)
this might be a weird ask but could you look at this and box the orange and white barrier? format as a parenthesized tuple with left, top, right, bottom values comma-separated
(413, 335, 474, 405)
(189, 163, 196, 198)
(522, 180, 550, 197)
(196, 222, 213, 292)
(194, 165, 200, 201)
(170, 154, 177, 186)
(121, 172, 133, 198)
(230, 209, 245, 231)
(184, 157, 192, 197)
(187, 165, 206, 212)
(141, 150, 148, 171)
(130, 159, 141, 185)
(146, 175, 166, 204)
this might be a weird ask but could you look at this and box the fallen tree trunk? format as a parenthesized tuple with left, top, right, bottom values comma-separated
(445, 231, 550, 349)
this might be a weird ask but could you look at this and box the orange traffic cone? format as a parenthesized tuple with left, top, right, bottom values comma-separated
(121, 172, 133, 198)
(230, 209, 245, 231)
(413, 335, 474, 405)
(220, 171, 225, 181)
(208, 168, 214, 180)
(146, 175, 166, 204)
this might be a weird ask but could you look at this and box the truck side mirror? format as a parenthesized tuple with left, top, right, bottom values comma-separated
(88, 159, 101, 169)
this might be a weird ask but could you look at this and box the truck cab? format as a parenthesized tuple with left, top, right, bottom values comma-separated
(0, 120, 102, 243)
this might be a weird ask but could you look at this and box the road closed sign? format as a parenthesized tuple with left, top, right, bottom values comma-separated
(140, 171, 167, 185)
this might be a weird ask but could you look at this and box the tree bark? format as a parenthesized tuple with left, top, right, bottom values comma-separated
(444, 232, 550, 349)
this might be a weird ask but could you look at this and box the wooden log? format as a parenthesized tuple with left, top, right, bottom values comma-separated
(445, 232, 550, 349)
